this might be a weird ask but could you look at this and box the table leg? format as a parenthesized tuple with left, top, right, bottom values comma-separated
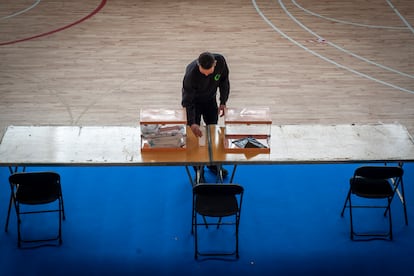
(5, 166, 25, 232)
(186, 166, 205, 186)
(230, 165, 237, 183)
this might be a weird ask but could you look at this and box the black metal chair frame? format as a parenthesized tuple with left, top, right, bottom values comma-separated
(5, 171, 66, 248)
(191, 183, 244, 259)
(340, 165, 407, 241)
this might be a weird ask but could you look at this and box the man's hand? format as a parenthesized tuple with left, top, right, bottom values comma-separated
(191, 124, 202, 137)
(219, 104, 226, 117)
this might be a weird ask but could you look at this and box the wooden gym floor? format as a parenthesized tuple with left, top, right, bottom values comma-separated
(0, 0, 413, 138)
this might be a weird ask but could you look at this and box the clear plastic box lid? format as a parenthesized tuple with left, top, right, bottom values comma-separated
(140, 108, 187, 124)
(225, 107, 271, 124)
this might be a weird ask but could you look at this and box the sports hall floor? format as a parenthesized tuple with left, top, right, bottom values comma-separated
(0, 1, 413, 275)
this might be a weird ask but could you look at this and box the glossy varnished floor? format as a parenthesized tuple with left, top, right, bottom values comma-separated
(0, 0, 413, 138)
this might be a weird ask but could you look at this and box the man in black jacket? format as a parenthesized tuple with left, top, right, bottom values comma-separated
(182, 52, 230, 181)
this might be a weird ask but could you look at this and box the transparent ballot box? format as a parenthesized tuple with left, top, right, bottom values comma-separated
(140, 108, 187, 151)
(224, 107, 271, 153)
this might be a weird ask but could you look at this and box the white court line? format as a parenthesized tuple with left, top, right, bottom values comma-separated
(386, 0, 414, 35)
(292, 0, 406, 30)
(0, 0, 41, 20)
(280, 0, 414, 79)
(251, 0, 414, 94)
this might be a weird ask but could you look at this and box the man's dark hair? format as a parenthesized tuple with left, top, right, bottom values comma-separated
(197, 52, 215, 69)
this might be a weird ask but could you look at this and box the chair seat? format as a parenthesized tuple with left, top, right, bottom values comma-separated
(16, 182, 61, 204)
(196, 194, 238, 217)
(350, 177, 393, 198)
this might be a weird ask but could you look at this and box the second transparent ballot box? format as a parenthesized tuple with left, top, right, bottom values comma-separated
(223, 107, 271, 153)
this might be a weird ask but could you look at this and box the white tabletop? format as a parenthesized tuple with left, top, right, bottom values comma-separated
(211, 123, 414, 164)
(0, 126, 208, 166)
(1, 124, 414, 166)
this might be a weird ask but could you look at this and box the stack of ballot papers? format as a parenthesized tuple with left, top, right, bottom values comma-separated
(141, 124, 186, 148)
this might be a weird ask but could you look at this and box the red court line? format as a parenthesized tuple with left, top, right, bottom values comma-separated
(0, 0, 107, 46)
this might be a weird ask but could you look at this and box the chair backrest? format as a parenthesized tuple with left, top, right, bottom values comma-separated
(354, 166, 403, 180)
(193, 184, 244, 196)
(9, 172, 61, 204)
(193, 184, 244, 217)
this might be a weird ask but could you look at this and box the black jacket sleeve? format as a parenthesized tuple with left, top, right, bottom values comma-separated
(181, 61, 198, 126)
(216, 55, 230, 105)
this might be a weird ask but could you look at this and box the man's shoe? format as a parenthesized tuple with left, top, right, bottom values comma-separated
(220, 167, 229, 178)
(192, 166, 206, 184)
(208, 166, 228, 178)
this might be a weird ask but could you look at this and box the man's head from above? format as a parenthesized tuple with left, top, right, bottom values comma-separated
(197, 52, 217, 76)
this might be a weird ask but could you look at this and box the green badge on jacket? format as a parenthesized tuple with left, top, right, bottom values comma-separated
(214, 74, 221, 81)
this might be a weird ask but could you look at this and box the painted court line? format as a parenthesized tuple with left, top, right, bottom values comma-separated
(0, 0, 107, 46)
(0, 0, 41, 20)
(280, 0, 414, 79)
(386, 0, 414, 35)
(292, 0, 406, 30)
(251, 0, 414, 94)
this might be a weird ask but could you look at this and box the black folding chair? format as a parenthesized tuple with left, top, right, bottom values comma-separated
(340, 166, 406, 240)
(6, 171, 65, 248)
(192, 183, 244, 259)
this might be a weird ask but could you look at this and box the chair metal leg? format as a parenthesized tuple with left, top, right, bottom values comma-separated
(388, 198, 393, 240)
(13, 199, 64, 247)
(58, 198, 63, 244)
(397, 163, 408, 225)
(193, 213, 241, 259)
(385, 178, 408, 226)
(6, 166, 25, 232)
(60, 193, 66, 220)
(229, 165, 237, 184)
(5, 194, 13, 232)
(185, 166, 195, 187)
(348, 196, 393, 240)
(191, 200, 195, 234)
(194, 214, 198, 259)
(8, 166, 26, 174)
(235, 219, 240, 258)
(341, 189, 351, 217)
(348, 195, 354, 240)
(399, 181, 408, 226)
(16, 205, 22, 248)
(202, 215, 208, 229)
